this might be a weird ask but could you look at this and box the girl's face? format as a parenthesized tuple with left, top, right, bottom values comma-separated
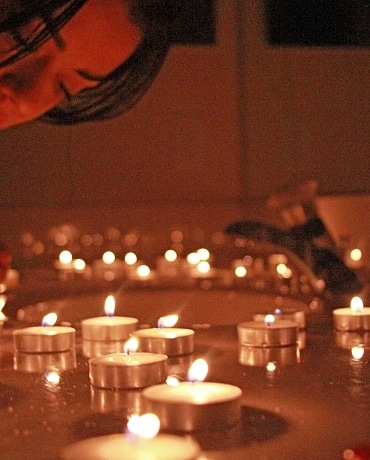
(0, 0, 142, 129)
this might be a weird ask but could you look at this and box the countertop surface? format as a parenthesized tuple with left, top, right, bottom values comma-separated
(0, 289, 369, 460)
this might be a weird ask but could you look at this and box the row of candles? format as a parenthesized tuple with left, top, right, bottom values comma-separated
(52, 247, 322, 302)
(8, 295, 370, 459)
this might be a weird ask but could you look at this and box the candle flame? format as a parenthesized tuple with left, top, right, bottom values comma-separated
(188, 358, 208, 383)
(264, 314, 275, 326)
(127, 413, 160, 439)
(197, 248, 210, 260)
(73, 258, 86, 271)
(136, 264, 151, 278)
(164, 249, 177, 262)
(157, 314, 178, 329)
(197, 261, 210, 274)
(59, 250, 72, 264)
(350, 296, 363, 313)
(124, 252, 137, 265)
(102, 251, 115, 264)
(41, 312, 57, 327)
(124, 337, 138, 354)
(104, 295, 115, 317)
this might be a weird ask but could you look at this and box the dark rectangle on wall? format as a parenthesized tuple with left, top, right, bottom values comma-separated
(169, 0, 217, 45)
(265, 0, 370, 46)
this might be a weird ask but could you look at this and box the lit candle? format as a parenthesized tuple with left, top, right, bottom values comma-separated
(237, 315, 299, 347)
(127, 263, 155, 281)
(253, 307, 306, 349)
(130, 315, 194, 356)
(61, 413, 201, 460)
(81, 295, 139, 357)
(13, 312, 75, 353)
(333, 297, 370, 331)
(54, 250, 87, 272)
(143, 359, 242, 432)
(89, 338, 168, 389)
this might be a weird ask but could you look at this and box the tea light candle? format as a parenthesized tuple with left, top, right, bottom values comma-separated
(143, 359, 242, 432)
(253, 308, 306, 349)
(81, 295, 138, 357)
(333, 296, 370, 331)
(61, 428, 201, 460)
(89, 340, 168, 389)
(130, 315, 194, 356)
(13, 313, 75, 353)
(237, 315, 298, 347)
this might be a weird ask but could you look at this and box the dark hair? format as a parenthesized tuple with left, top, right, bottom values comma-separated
(0, 0, 177, 125)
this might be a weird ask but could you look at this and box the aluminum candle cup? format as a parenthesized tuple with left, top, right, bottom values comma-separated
(89, 352, 168, 389)
(60, 433, 201, 460)
(253, 309, 306, 348)
(237, 320, 298, 347)
(82, 339, 129, 359)
(333, 307, 370, 331)
(81, 316, 139, 358)
(13, 326, 75, 353)
(14, 349, 77, 373)
(130, 328, 194, 356)
(238, 344, 300, 367)
(143, 382, 242, 432)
